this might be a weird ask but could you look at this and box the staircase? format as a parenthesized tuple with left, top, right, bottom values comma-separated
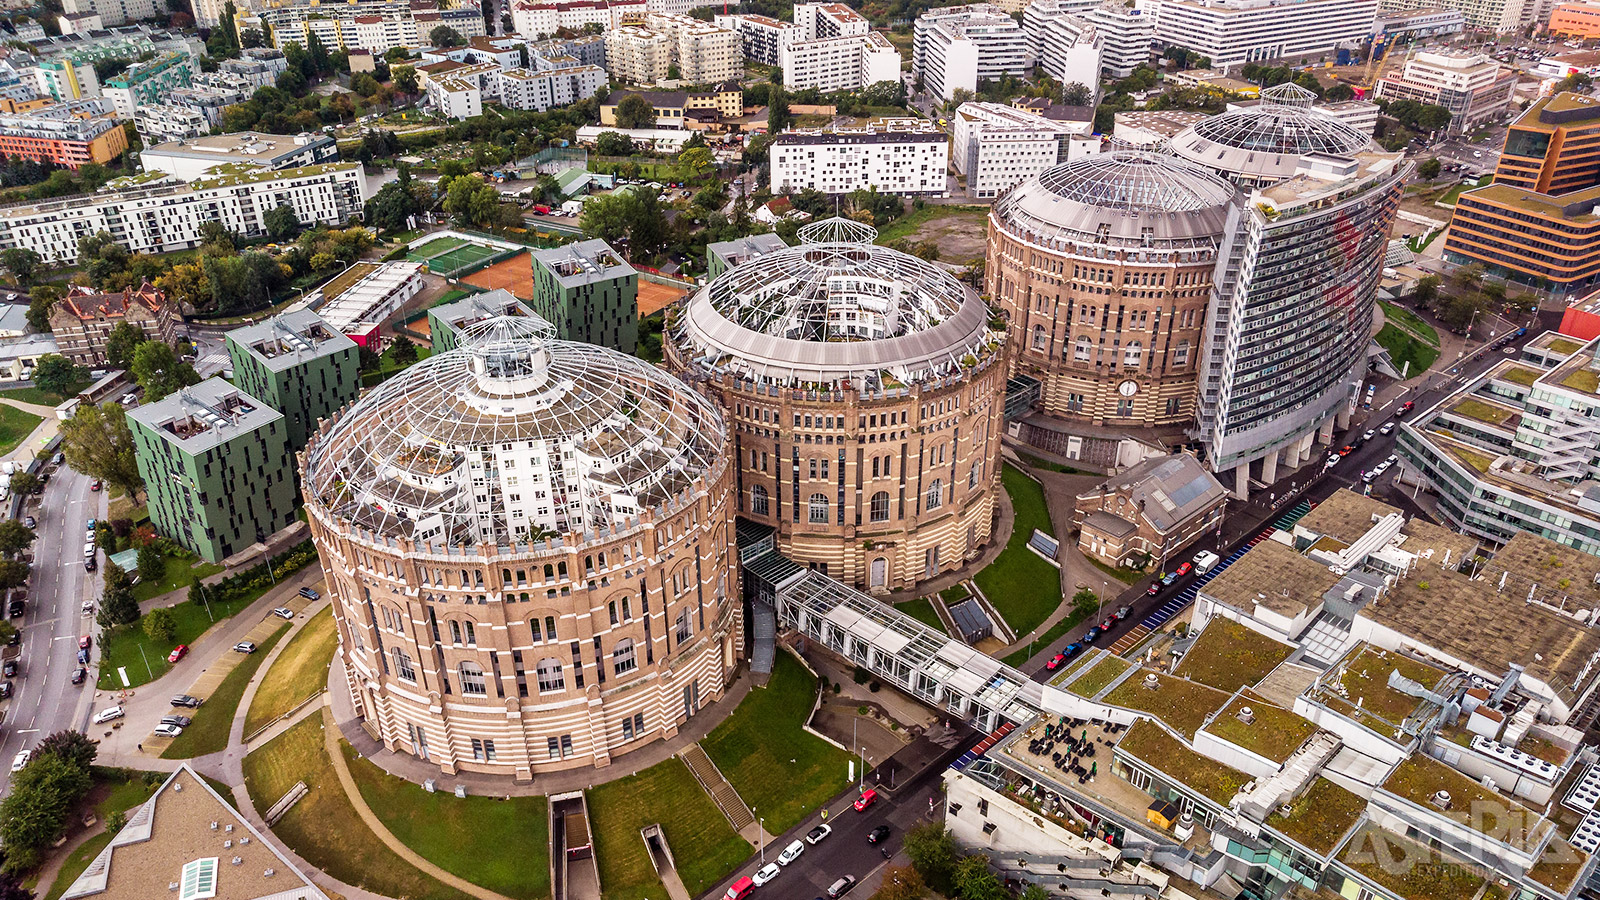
(750, 601, 776, 675)
(680, 744, 755, 832)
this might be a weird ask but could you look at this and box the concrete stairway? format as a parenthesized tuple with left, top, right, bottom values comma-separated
(680, 744, 755, 832)
(750, 601, 776, 675)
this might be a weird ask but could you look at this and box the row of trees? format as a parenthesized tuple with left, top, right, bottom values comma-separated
(1412, 265, 1537, 332)
(886, 822, 1045, 900)
(0, 730, 98, 873)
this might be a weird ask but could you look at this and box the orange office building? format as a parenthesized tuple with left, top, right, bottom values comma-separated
(1548, 2, 1600, 38)
(1445, 92, 1600, 293)
(0, 100, 128, 169)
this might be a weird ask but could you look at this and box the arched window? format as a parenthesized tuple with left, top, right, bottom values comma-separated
(545, 616, 557, 641)
(391, 648, 415, 682)
(613, 638, 637, 675)
(458, 661, 486, 696)
(808, 493, 830, 524)
(608, 601, 619, 626)
(1032, 324, 1048, 350)
(1074, 336, 1091, 362)
(926, 479, 943, 510)
(870, 491, 890, 522)
(530, 617, 542, 641)
(1174, 339, 1190, 367)
(750, 484, 769, 516)
(449, 620, 462, 644)
(535, 657, 564, 692)
(1124, 341, 1143, 367)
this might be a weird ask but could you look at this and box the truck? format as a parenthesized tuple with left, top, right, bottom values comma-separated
(1191, 550, 1221, 575)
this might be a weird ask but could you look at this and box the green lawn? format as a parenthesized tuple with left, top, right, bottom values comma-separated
(1018, 452, 1086, 474)
(1000, 593, 1099, 667)
(132, 553, 223, 604)
(1376, 323, 1441, 378)
(98, 583, 283, 690)
(873, 204, 990, 246)
(0, 404, 42, 457)
(587, 757, 750, 900)
(345, 746, 550, 900)
(245, 607, 338, 734)
(0, 379, 88, 406)
(44, 832, 109, 900)
(703, 652, 851, 833)
(161, 623, 288, 758)
(973, 464, 1062, 636)
(896, 597, 945, 631)
(1439, 176, 1491, 206)
(1380, 302, 1441, 347)
(243, 717, 470, 900)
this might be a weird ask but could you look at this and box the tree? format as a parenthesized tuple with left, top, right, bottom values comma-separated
(0, 248, 40, 286)
(595, 130, 635, 156)
(31, 354, 83, 398)
(240, 28, 265, 48)
(614, 94, 655, 129)
(6, 472, 38, 498)
(952, 856, 1004, 900)
(1418, 157, 1442, 180)
(137, 542, 165, 582)
(142, 605, 175, 642)
(0, 751, 92, 871)
(101, 563, 138, 626)
(1061, 81, 1092, 105)
(25, 284, 57, 333)
(903, 823, 958, 894)
(59, 401, 142, 500)
(0, 520, 34, 558)
(678, 145, 714, 181)
(388, 337, 418, 366)
(429, 25, 466, 47)
(131, 341, 200, 403)
(33, 729, 96, 772)
(443, 174, 502, 229)
(768, 86, 791, 131)
(351, 72, 380, 97)
(871, 866, 925, 900)
(1326, 82, 1355, 101)
(363, 181, 422, 233)
(263, 203, 301, 241)
(1413, 274, 1441, 308)
(154, 263, 209, 312)
(104, 322, 148, 370)
(393, 64, 418, 96)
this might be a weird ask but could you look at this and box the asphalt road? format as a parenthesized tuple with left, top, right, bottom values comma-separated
(0, 464, 104, 791)
(1023, 317, 1549, 682)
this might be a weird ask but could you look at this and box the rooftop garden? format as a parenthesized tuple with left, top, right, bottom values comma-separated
(1499, 366, 1541, 387)
(1326, 646, 1445, 730)
(1203, 694, 1317, 764)
(1104, 672, 1232, 738)
(1174, 619, 1294, 694)
(1449, 444, 1496, 473)
(1338, 826, 1487, 900)
(319, 261, 378, 300)
(1561, 367, 1600, 394)
(1066, 655, 1132, 698)
(1527, 839, 1588, 893)
(1548, 338, 1584, 355)
(1046, 648, 1099, 687)
(1449, 397, 1517, 428)
(1115, 720, 1249, 805)
(1268, 776, 1367, 856)
(1382, 754, 1547, 850)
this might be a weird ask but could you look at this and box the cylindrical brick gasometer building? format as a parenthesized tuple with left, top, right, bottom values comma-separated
(665, 219, 1007, 592)
(302, 316, 738, 779)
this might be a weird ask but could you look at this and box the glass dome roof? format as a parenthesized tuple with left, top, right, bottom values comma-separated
(1035, 151, 1238, 214)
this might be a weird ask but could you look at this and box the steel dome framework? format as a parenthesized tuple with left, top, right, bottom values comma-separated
(672, 241, 996, 387)
(1034, 151, 1239, 214)
(798, 216, 879, 245)
(303, 316, 727, 546)
(1186, 104, 1370, 158)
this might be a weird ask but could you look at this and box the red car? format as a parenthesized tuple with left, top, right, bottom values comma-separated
(1176, 562, 1193, 577)
(853, 789, 878, 812)
(89, 479, 102, 492)
(1045, 653, 1066, 670)
(77, 635, 90, 650)
(167, 644, 188, 664)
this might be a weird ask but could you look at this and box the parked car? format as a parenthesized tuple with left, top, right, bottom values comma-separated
(5, 629, 17, 646)
(81, 600, 94, 615)
(724, 877, 755, 900)
(1175, 561, 1193, 577)
(89, 480, 101, 491)
(21, 517, 33, 529)
(168, 645, 189, 663)
(1045, 652, 1067, 670)
(272, 607, 294, 620)
(1145, 583, 1160, 596)
(171, 694, 202, 708)
(232, 641, 257, 654)
(91, 705, 123, 724)
(1083, 625, 1101, 643)
(1380, 422, 1395, 435)
(1160, 571, 1178, 586)
(853, 789, 878, 811)
(867, 825, 891, 844)
(1363, 429, 1377, 442)
(777, 840, 805, 866)
(9, 750, 28, 772)
(1339, 445, 1356, 456)
(160, 715, 192, 728)
(752, 864, 781, 887)
(805, 824, 832, 845)
(78, 635, 90, 650)
(298, 587, 321, 601)
(827, 876, 857, 899)
(0, 681, 13, 698)
(153, 723, 183, 738)
(5, 601, 20, 619)
(70, 667, 85, 685)
(3, 659, 17, 678)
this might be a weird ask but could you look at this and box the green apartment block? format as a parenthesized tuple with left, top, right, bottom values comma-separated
(224, 309, 359, 451)
(530, 239, 639, 354)
(129, 378, 298, 563)
(705, 233, 788, 281)
(103, 52, 195, 117)
(427, 288, 535, 353)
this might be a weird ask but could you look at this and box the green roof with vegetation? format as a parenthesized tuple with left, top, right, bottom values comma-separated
(1065, 655, 1131, 698)
(1499, 366, 1541, 386)
(1381, 753, 1548, 851)
(1267, 776, 1366, 856)
(1174, 619, 1294, 693)
(1449, 397, 1518, 428)
(1338, 825, 1487, 900)
(1104, 672, 1232, 738)
(1325, 646, 1447, 729)
(1528, 839, 1588, 893)
(1202, 694, 1317, 764)
(1562, 367, 1600, 394)
(1115, 720, 1249, 805)
(1549, 338, 1584, 355)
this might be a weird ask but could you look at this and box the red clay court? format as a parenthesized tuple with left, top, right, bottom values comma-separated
(638, 278, 688, 316)
(461, 252, 535, 299)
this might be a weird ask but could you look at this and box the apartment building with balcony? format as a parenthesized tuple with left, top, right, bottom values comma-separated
(0, 98, 126, 168)
(913, 4, 1031, 101)
(1374, 50, 1516, 136)
(224, 309, 360, 452)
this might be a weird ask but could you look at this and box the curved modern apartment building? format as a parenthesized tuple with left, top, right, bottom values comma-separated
(302, 316, 739, 778)
(665, 220, 1007, 591)
(987, 151, 1235, 429)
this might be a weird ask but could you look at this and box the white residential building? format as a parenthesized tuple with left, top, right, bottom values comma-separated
(719, 4, 898, 91)
(714, 13, 796, 65)
(61, 0, 156, 28)
(1381, 0, 1539, 32)
(497, 64, 606, 111)
(242, 0, 487, 56)
(770, 118, 949, 196)
(134, 103, 209, 143)
(913, 4, 1032, 101)
(952, 101, 1089, 197)
(1021, 0, 1103, 86)
(605, 24, 675, 83)
(605, 14, 739, 84)
(1083, 2, 1152, 77)
(511, 0, 645, 37)
(0, 162, 371, 263)
(1374, 49, 1516, 134)
(1143, 0, 1377, 69)
(427, 75, 484, 119)
(139, 131, 340, 181)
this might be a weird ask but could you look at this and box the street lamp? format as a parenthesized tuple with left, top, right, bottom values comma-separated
(759, 817, 765, 864)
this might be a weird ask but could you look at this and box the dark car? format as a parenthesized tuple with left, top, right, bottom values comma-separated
(5, 630, 17, 647)
(867, 825, 891, 844)
(160, 715, 192, 728)
(0, 681, 12, 699)
(298, 587, 321, 601)
(70, 666, 86, 685)
(1146, 583, 1160, 596)
(4, 659, 18, 678)
(171, 694, 202, 708)
(5, 601, 20, 619)
(1083, 625, 1101, 643)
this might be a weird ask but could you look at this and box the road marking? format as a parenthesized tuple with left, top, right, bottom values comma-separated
(14, 729, 36, 733)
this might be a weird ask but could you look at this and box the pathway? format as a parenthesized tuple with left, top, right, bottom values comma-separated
(0, 394, 58, 470)
(679, 743, 766, 843)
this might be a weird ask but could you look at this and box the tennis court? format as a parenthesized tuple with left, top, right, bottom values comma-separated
(426, 243, 502, 276)
(406, 235, 469, 262)
(462, 252, 535, 299)
(638, 278, 689, 316)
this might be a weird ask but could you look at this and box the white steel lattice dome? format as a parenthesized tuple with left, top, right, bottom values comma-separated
(302, 316, 727, 546)
(1170, 104, 1374, 185)
(671, 241, 995, 387)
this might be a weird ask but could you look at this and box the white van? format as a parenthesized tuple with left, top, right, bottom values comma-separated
(1191, 550, 1221, 575)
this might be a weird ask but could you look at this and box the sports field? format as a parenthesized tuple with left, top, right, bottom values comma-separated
(406, 236, 468, 261)
(638, 278, 688, 316)
(426, 243, 501, 276)
(462, 252, 535, 299)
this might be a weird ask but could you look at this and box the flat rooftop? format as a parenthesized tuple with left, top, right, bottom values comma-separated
(130, 378, 282, 453)
(1311, 644, 1449, 733)
(530, 238, 635, 287)
(1297, 489, 1399, 544)
(1380, 752, 1553, 852)
(1200, 539, 1342, 620)
(1480, 531, 1600, 612)
(226, 308, 354, 371)
(314, 262, 422, 332)
(143, 130, 331, 163)
(1544, 344, 1600, 397)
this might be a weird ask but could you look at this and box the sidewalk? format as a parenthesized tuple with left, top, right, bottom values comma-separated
(0, 395, 59, 471)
